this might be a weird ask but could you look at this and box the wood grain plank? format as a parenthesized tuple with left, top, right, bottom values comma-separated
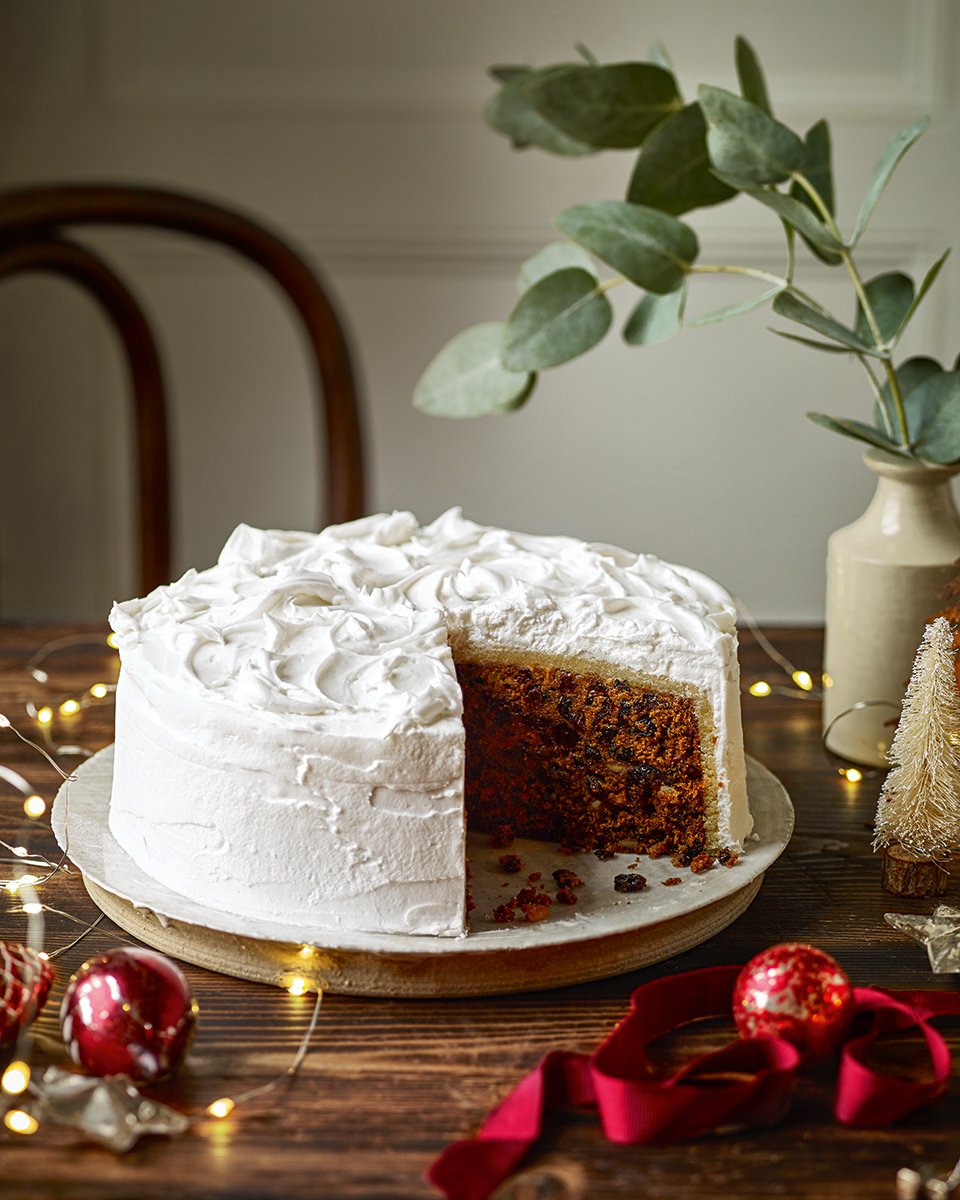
(1, 623, 958, 1199)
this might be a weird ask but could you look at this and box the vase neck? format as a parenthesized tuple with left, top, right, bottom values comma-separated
(863, 449, 960, 487)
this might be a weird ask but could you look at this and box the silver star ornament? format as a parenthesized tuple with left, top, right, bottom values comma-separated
(28, 1065, 190, 1152)
(885, 905, 960, 974)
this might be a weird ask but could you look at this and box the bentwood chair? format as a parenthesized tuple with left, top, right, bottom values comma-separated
(0, 183, 365, 596)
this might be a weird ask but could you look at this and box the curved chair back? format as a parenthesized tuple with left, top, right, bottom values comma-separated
(0, 184, 365, 595)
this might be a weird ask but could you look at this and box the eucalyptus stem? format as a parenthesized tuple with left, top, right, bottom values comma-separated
(790, 171, 838, 234)
(881, 360, 911, 448)
(690, 264, 831, 319)
(789, 172, 912, 447)
(690, 263, 785, 288)
(792, 172, 889, 351)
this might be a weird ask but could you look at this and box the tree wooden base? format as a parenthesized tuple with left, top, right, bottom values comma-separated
(881, 844, 949, 897)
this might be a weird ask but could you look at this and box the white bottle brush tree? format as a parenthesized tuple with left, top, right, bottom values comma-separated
(874, 617, 960, 859)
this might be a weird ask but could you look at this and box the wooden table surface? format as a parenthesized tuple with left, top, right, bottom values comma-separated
(1, 622, 957, 1200)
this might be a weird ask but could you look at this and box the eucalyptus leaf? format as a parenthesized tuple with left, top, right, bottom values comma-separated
(880, 355, 944, 440)
(794, 120, 835, 213)
(851, 116, 930, 245)
(485, 65, 597, 156)
(626, 103, 737, 215)
(771, 329, 855, 354)
(413, 322, 536, 418)
(555, 200, 698, 293)
(698, 84, 806, 187)
(686, 285, 783, 328)
(647, 40, 676, 76)
(532, 62, 681, 149)
(772, 290, 877, 355)
(735, 36, 772, 116)
(747, 188, 842, 256)
(502, 268, 613, 370)
(517, 241, 596, 292)
(623, 285, 686, 345)
(898, 250, 951, 334)
(489, 64, 529, 84)
(789, 120, 841, 265)
(806, 412, 908, 455)
(854, 272, 915, 347)
(909, 371, 960, 463)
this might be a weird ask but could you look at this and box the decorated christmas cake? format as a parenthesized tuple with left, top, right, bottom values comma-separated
(107, 510, 751, 937)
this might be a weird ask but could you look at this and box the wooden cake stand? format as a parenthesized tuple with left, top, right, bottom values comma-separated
(54, 750, 793, 997)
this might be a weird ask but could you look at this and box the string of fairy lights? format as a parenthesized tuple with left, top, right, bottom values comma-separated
(0, 633, 326, 1142)
(0, 616, 882, 1145)
(733, 600, 894, 784)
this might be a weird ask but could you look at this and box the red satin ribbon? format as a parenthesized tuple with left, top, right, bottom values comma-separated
(428, 965, 960, 1200)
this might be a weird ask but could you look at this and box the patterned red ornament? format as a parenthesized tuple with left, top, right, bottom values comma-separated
(60, 947, 197, 1084)
(0, 942, 54, 1045)
(732, 942, 855, 1062)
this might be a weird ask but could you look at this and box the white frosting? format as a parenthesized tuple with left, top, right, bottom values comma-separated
(108, 509, 750, 938)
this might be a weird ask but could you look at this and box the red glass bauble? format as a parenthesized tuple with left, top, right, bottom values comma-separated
(60, 947, 197, 1084)
(733, 942, 855, 1062)
(0, 942, 54, 1045)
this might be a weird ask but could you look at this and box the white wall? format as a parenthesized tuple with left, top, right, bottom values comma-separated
(2, 0, 957, 620)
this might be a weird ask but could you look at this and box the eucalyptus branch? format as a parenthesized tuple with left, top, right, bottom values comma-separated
(415, 36, 956, 461)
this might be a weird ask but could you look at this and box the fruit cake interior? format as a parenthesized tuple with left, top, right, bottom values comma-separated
(457, 648, 718, 863)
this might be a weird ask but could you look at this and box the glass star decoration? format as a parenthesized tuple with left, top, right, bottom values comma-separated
(27, 1066, 190, 1151)
(885, 905, 960, 974)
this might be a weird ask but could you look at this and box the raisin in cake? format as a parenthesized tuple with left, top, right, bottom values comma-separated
(108, 509, 750, 937)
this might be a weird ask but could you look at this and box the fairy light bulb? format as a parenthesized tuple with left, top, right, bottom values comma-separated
(839, 767, 863, 783)
(207, 1097, 235, 1119)
(749, 681, 772, 698)
(58, 698, 81, 716)
(89, 683, 109, 699)
(2, 1062, 30, 1095)
(287, 977, 309, 996)
(106, 632, 120, 650)
(792, 670, 814, 692)
(17, 874, 39, 888)
(4, 1109, 38, 1135)
(23, 794, 46, 819)
(35, 706, 53, 726)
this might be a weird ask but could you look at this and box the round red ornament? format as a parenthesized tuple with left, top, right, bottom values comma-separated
(60, 947, 197, 1084)
(732, 942, 855, 1062)
(0, 941, 54, 1045)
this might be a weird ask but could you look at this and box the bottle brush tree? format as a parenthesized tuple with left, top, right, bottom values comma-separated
(874, 616, 960, 859)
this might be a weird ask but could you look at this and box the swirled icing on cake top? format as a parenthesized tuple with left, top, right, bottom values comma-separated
(110, 508, 737, 736)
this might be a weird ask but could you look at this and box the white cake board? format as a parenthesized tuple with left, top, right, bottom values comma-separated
(52, 748, 793, 997)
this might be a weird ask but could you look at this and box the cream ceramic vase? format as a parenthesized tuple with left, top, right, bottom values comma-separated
(823, 449, 960, 767)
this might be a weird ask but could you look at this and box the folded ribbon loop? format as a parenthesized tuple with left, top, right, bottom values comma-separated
(428, 966, 798, 1200)
(591, 965, 799, 1143)
(835, 987, 960, 1127)
(428, 969, 960, 1200)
